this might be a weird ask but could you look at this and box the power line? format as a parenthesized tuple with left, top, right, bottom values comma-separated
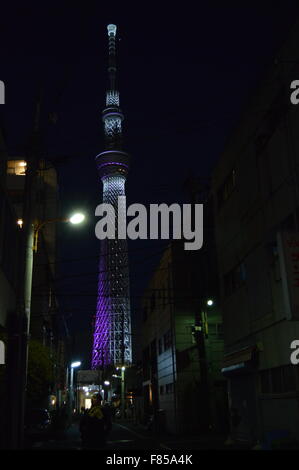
(34, 241, 170, 267)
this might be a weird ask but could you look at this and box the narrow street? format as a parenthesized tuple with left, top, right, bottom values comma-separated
(30, 420, 245, 451)
(31, 421, 169, 450)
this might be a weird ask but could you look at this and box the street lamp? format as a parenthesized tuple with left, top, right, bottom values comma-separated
(19, 212, 85, 447)
(207, 299, 214, 307)
(69, 361, 81, 418)
(121, 367, 126, 419)
(103, 380, 111, 401)
(69, 213, 85, 225)
(112, 367, 126, 418)
(71, 361, 82, 368)
(33, 212, 85, 252)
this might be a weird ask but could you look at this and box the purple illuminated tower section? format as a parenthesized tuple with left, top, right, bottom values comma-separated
(92, 24, 132, 369)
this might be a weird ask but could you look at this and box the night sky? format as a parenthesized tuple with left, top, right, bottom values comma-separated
(1, 2, 299, 366)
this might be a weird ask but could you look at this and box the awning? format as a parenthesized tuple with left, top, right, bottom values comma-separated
(221, 345, 258, 375)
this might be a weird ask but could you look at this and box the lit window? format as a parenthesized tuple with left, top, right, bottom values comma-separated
(7, 160, 27, 176)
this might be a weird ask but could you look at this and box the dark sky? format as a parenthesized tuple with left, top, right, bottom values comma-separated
(1, 2, 299, 366)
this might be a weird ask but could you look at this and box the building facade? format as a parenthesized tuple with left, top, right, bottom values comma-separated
(0, 126, 68, 447)
(0, 128, 21, 449)
(212, 19, 299, 447)
(6, 155, 67, 411)
(141, 235, 226, 435)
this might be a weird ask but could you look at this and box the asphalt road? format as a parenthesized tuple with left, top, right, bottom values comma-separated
(29, 420, 240, 451)
(31, 421, 170, 450)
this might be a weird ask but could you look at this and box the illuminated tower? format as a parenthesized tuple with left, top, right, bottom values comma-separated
(91, 24, 132, 369)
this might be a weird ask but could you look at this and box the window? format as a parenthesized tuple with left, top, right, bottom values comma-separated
(142, 347, 150, 381)
(143, 305, 148, 322)
(162, 286, 166, 308)
(260, 366, 296, 394)
(162, 286, 167, 308)
(166, 383, 174, 394)
(159, 385, 164, 395)
(217, 168, 236, 208)
(260, 370, 270, 394)
(271, 367, 284, 394)
(208, 323, 223, 339)
(150, 291, 156, 311)
(150, 339, 157, 359)
(224, 262, 246, 297)
(269, 243, 281, 282)
(163, 330, 172, 351)
(7, 160, 27, 175)
(1, 199, 19, 288)
(255, 89, 287, 155)
(217, 323, 224, 339)
(282, 365, 296, 392)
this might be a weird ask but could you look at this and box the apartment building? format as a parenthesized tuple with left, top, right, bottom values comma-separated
(141, 229, 226, 435)
(212, 19, 299, 446)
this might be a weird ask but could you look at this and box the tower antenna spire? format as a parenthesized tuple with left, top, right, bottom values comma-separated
(107, 24, 117, 91)
(106, 24, 120, 111)
(103, 24, 123, 149)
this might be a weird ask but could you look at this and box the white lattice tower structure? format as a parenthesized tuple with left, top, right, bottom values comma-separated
(91, 24, 132, 369)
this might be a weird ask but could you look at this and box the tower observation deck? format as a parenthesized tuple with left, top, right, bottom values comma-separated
(91, 24, 132, 369)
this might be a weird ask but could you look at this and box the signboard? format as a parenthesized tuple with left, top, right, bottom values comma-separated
(277, 231, 299, 320)
(77, 369, 102, 384)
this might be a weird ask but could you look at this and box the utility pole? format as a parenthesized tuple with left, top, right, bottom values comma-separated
(193, 306, 211, 431)
(17, 90, 43, 449)
(121, 367, 125, 419)
(184, 174, 212, 431)
(70, 366, 74, 415)
(121, 313, 125, 419)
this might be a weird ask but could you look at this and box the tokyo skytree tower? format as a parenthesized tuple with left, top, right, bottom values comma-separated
(92, 24, 132, 369)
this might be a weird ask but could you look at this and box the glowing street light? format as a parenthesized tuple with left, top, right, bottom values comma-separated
(207, 299, 214, 307)
(69, 213, 85, 225)
(121, 367, 126, 418)
(33, 213, 85, 252)
(19, 206, 85, 446)
(71, 361, 82, 368)
(69, 361, 81, 418)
